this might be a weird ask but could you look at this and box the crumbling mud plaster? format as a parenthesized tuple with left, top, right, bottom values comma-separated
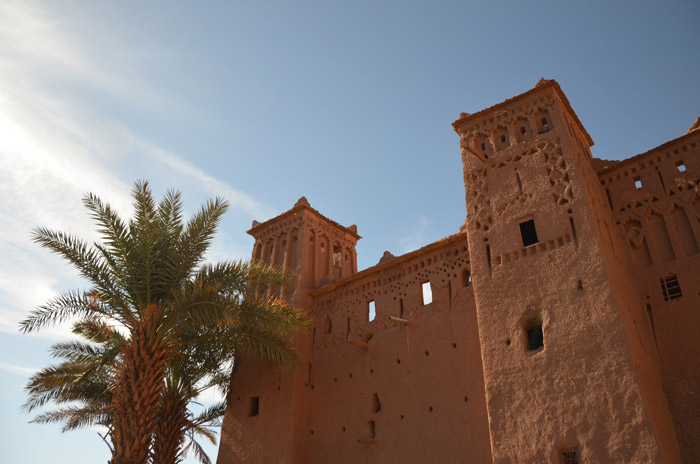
(217, 80, 699, 464)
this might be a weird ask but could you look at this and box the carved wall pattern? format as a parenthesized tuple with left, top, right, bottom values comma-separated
(600, 137, 700, 266)
(542, 140, 574, 206)
(461, 95, 564, 232)
(458, 93, 557, 160)
(311, 241, 471, 352)
(464, 166, 492, 232)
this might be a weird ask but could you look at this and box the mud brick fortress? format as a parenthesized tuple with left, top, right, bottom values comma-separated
(217, 80, 700, 463)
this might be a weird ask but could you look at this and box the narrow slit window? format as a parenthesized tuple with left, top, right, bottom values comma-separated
(248, 396, 260, 417)
(660, 275, 682, 301)
(421, 281, 432, 305)
(519, 219, 539, 247)
(462, 269, 471, 287)
(368, 300, 376, 321)
(558, 448, 580, 464)
(525, 320, 544, 351)
(372, 394, 382, 413)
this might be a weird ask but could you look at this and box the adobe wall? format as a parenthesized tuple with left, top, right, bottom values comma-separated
(453, 80, 681, 463)
(307, 235, 492, 463)
(598, 129, 700, 462)
(217, 81, 698, 464)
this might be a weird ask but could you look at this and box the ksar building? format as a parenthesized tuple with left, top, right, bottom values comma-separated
(217, 80, 700, 464)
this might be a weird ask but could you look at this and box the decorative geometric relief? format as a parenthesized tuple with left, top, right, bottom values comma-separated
(542, 141, 574, 206)
(465, 167, 492, 232)
(670, 204, 700, 256)
(624, 219, 652, 266)
(461, 132, 494, 159)
(648, 211, 676, 263)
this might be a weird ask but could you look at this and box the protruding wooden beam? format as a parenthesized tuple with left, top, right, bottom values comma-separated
(349, 339, 368, 350)
(465, 144, 488, 163)
(388, 316, 410, 325)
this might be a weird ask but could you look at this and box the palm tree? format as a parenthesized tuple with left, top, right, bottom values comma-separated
(22, 319, 223, 464)
(21, 181, 308, 464)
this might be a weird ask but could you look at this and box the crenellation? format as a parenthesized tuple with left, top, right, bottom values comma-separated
(217, 81, 699, 464)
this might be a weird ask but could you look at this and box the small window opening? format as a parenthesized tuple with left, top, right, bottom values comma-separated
(368, 300, 376, 321)
(660, 275, 682, 301)
(634, 177, 642, 189)
(462, 269, 471, 287)
(646, 303, 656, 340)
(325, 315, 332, 334)
(558, 448, 580, 464)
(421, 281, 432, 305)
(525, 320, 544, 351)
(372, 394, 381, 413)
(248, 396, 260, 417)
(677, 162, 686, 172)
(368, 420, 376, 439)
(481, 143, 486, 151)
(500, 135, 506, 143)
(519, 219, 539, 247)
(520, 126, 527, 135)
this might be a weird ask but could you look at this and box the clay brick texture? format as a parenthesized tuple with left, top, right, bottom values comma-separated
(217, 80, 700, 464)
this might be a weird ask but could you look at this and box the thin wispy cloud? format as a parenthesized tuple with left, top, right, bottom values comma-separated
(0, 0, 269, 337)
(0, 360, 39, 377)
(141, 143, 273, 219)
(398, 214, 431, 254)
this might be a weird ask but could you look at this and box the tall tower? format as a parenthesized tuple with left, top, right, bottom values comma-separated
(453, 80, 682, 463)
(217, 197, 360, 464)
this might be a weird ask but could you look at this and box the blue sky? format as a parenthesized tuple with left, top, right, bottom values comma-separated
(0, 1, 698, 462)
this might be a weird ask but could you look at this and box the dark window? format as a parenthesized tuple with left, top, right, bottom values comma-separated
(462, 269, 471, 287)
(661, 275, 682, 301)
(248, 396, 260, 417)
(525, 321, 544, 351)
(372, 394, 382, 413)
(558, 448, 579, 464)
(519, 219, 539, 247)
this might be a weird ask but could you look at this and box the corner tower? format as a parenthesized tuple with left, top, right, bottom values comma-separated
(453, 80, 682, 463)
(217, 197, 360, 464)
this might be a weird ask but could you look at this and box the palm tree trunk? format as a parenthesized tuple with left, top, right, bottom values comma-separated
(151, 384, 188, 464)
(109, 305, 169, 464)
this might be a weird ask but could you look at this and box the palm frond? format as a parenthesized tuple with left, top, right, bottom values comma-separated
(170, 197, 229, 287)
(19, 290, 110, 333)
(31, 404, 110, 432)
(180, 437, 212, 464)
